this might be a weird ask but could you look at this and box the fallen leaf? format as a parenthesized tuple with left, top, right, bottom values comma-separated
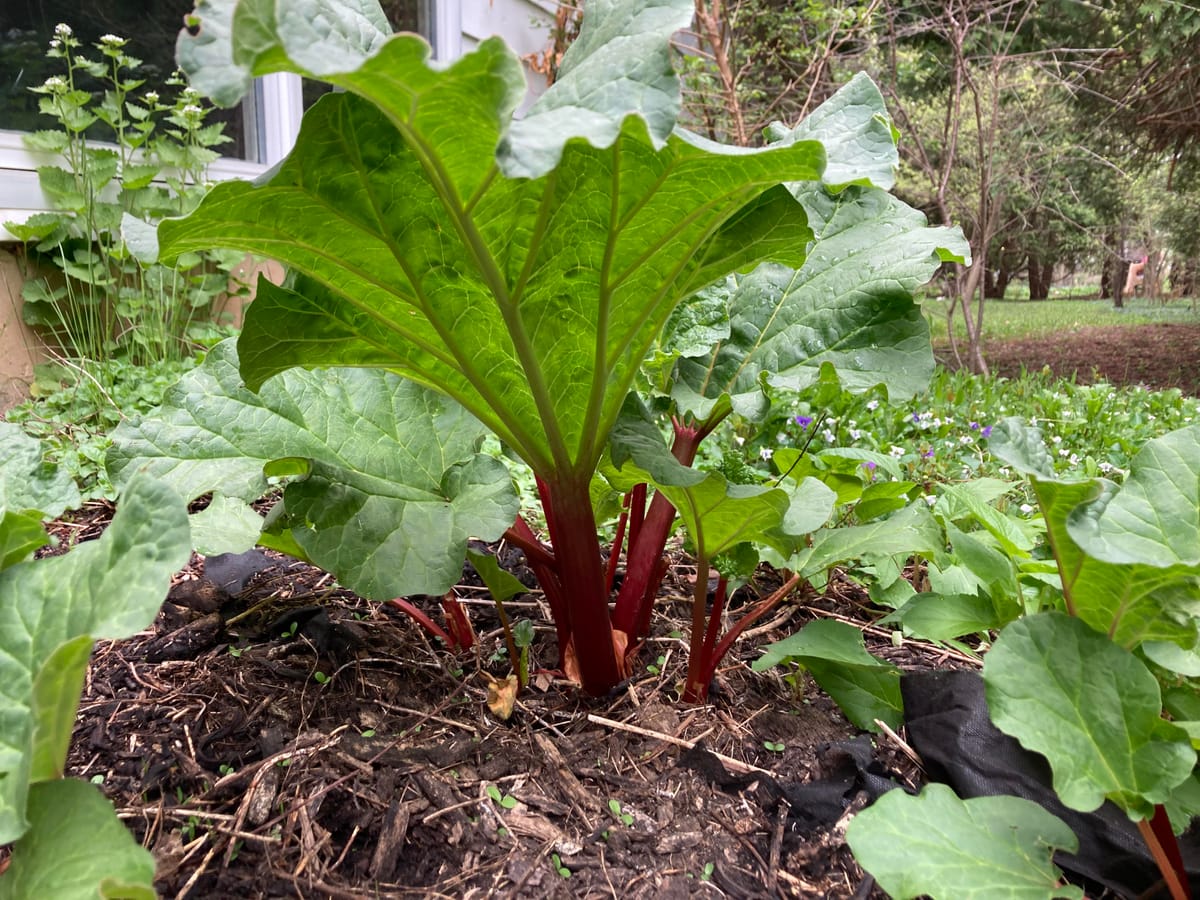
(485, 673, 519, 720)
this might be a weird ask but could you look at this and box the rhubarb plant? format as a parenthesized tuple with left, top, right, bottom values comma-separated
(0, 424, 191, 897)
(111, 0, 965, 698)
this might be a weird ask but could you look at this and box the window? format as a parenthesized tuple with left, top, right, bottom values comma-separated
(0, 0, 450, 237)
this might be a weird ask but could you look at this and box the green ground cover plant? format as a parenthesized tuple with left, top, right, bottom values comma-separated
(5, 355, 200, 501)
(5, 24, 248, 371)
(109, 0, 965, 702)
(722, 365, 1199, 488)
(756, 418, 1200, 898)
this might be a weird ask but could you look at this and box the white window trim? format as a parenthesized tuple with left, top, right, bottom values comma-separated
(0, 70, 309, 242)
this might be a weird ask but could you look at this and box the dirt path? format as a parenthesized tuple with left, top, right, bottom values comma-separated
(959, 323, 1200, 396)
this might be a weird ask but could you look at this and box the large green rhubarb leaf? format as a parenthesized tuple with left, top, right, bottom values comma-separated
(162, 0, 826, 476)
(846, 783, 1082, 900)
(0, 779, 156, 900)
(109, 340, 518, 598)
(984, 612, 1196, 818)
(498, 0, 696, 178)
(1067, 424, 1200, 569)
(672, 188, 965, 420)
(766, 72, 900, 191)
(670, 79, 969, 422)
(0, 475, 190, 845)
(988, 418, 1199, 647)
(752, 619, 903, 731)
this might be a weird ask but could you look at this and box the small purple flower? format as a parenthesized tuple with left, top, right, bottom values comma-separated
(981, 425, 993, 438)
(923, 448, 935, 458)
(912, 413, 921, 424)
(969, 421, 980, 430)
(795, 415, 813, 429)
(861, 460, 877, 481)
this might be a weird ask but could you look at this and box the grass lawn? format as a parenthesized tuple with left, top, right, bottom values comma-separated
(923, 295, 1200, 342)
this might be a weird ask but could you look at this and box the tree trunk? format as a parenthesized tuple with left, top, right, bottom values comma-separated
(1113, 232, 1127, 309)
(1029, 256, 1054, 300)
(994, 260, 1012, 300)
(1143, 248, 1164, 301)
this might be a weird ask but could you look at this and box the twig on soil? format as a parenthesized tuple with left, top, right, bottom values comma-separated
(767, 798, 788, 895)
(873, 718, 924, 773)
(586, 713, 773, 776)
(174, 838, 222, 900)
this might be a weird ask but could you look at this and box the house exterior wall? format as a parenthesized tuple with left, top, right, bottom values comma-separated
(0, 0, 555, 413)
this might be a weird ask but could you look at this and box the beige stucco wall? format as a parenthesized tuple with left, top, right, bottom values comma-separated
(0, 247, 41, 412)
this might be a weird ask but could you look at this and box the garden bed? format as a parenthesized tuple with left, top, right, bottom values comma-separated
(64, 519, 942, 899)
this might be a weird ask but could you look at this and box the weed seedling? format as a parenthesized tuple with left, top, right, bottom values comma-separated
(608, 798, 634, 826)
(551, 853, 571, 879)
(485, 783, 517, 810)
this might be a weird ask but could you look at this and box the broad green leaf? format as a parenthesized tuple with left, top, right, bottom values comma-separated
(752, 619, 902, 731)
(497, 0, 696, 178)
(0, 422, 81, 518)
(776, 476, 837, 537)
(467, 550, 527, 604)
(657, 475, 791, 559)
(606, 399, 832, 558)
(988, 419, 1198, 647)
(120, 212, 159, 264)
(28, 636, 92, 782)
(673, 186, 966, 421)
(1067, 424, 1200, 569)
(1142, 639, 1200, 677)
(846, 783, 1082, 900)
(798, 501, 943, 577)
(0, 779, 156, 900)
(188, 493, 263, 557)
(164, 103, 822, 474)
(1035, 478, 1197, 646)
(946, 523, 1019, 600)
(820, 447, 905, 480)
(767, 72, 899, 191)
(854, 480, 917, 522)
(987, 416, 1056, 478)
(0, 476, 190, 845)
(609, 394, 707, 488)
(666, 76, 964, 422)
(984, 612, 1196, 817)
(935, 481, 1034, 556)
(899, 593, 998, 642)
(0, 511, 50, 571)
(163, 7, 826, 476)
(773, 448, 865, 507)
(108, 340, 519, 598)
(176, 0, 393, 107)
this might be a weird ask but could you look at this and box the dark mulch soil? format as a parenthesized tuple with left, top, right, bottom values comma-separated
(63, 529, 961, 899)
(952, 322, 1200, 397)
(17, 322, 1195, 898)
